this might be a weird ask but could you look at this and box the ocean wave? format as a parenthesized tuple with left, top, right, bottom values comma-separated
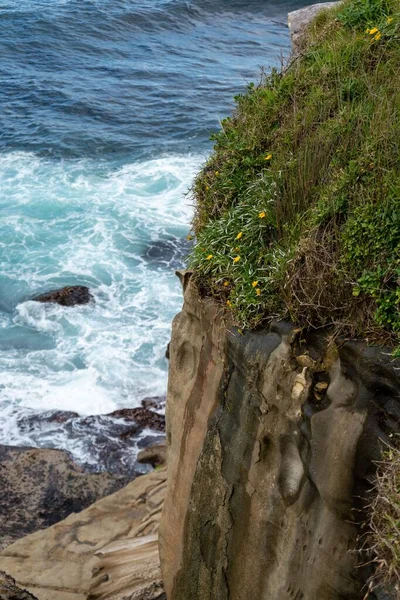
(0, 152, 202, 460)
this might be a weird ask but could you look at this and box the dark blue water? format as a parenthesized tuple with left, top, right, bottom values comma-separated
(0, 0, 313, 464)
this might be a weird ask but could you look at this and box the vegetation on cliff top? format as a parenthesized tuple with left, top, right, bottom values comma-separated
(366, 440, 400, 595)
(189, 0, 400, 347)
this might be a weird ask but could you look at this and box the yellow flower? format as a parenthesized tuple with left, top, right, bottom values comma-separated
(375, 31, 382, 40)
(369, 27, 379, 34)
(206, 185, 210, 190)
(236, 231, 243, 240)
(187, 234, 193, 241)
(226, 300, 232, 307)
(206, 254, 213, 260)
(215, 171, 219, 176)
(252, 281, 258, 288)
(233, 256, 240, 264)
(255, 288, 261, 296)
(259, 211, 266, 219)
(223, 281, 230, 287)
(264, 154, 272, 161)
(387, 17, 393, 24)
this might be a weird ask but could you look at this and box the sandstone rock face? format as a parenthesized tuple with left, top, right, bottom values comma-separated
(288, 2, 339, 52)
(33, 285, 92, 306)
(0, 468, 167, 600)
(0, 445, 128, 551)
(159, 274, 400, 600)
(137, 443, 167, 468)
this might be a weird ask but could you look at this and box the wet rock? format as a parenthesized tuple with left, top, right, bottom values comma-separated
(141, 237, 191, 270)
(0, 571, 38, 600)
(138, 434, 166, 449)
(108, 408, 165, 432)
(32, 285, 92, 306)
(138, 442, 167, 468)
(15, 404, 166, 479)
(0, 445, 128, 551)
(141, 395, 166, 410)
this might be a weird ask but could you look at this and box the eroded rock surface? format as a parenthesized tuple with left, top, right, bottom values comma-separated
(0, 469, 167, 600)
(138, 443, 167, 468)
(159, 273, 400, 600)
(0, 446, 128, 550)
(33, 285, 92, 306)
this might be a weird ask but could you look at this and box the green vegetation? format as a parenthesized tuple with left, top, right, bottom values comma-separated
(367, 440, 400, 594)
(189, 0, 400, 344)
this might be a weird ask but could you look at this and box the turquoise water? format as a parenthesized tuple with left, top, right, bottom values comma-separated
(0, 0, 315, 463)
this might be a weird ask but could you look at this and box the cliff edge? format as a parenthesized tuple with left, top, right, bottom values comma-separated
(159, 274, 400, 599)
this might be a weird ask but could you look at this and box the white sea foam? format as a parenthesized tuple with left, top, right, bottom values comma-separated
(0, 151, 203, 460)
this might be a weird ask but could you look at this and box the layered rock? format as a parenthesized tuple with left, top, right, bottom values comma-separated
(0, 468, 167, 600)
(159, 273, 400, 600)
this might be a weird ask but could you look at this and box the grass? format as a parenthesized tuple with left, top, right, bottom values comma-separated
(365, 440, 400, 596)
(188, 0, 400, 345)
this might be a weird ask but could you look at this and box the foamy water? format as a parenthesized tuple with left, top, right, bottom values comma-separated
(0, 152, 200, 455)
(0, 0, 314, 466)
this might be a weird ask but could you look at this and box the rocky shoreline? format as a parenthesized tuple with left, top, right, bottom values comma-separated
(0, 397, 166, 552)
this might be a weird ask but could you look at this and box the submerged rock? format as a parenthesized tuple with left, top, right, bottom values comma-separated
(32, 285, 92, 306)
(0, 571, 38, 600)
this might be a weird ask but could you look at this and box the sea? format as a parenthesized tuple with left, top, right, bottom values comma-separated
(0, 0, 315, 468)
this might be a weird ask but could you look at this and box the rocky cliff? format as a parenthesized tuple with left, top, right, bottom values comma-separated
(159, 273, 400, 600)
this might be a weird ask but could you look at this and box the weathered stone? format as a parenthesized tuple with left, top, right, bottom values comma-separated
(138, 443, 167, 468)
(0, 572, 38, 600)
(0, 469, 167, 600)
(0, 445, 128, 551)
(159, 274, 400, 600)
(33, 285, 92, 306)
(288, 2, 340, 52)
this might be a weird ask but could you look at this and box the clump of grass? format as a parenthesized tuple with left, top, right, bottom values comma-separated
(366, 440, 400, 596)
(189, 0, 400, 345)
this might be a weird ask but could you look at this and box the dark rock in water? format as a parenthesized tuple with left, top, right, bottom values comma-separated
(137, 434, 165, 449)
(16, 404, 166, 478)
(18, 411, 80, 431)
(141, 395, 166, 410)
(141, 237, 191, 270)
(138, 442, 166, 468)
(32, 285, 92, 306)
(0, 445, 129, 551)
(0, 571, 38, 600)
(108, 407, 165, 431)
